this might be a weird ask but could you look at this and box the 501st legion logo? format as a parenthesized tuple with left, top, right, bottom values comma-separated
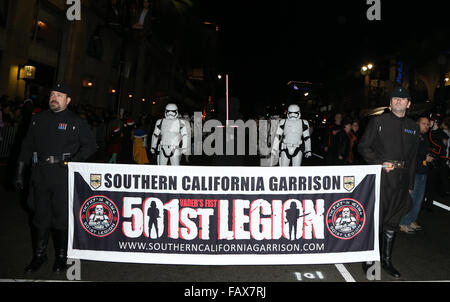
(326, 198, 365, 240)
(79, 195, 119, 237)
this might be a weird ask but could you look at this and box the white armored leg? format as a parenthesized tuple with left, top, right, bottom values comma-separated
(292, 151, 303, 166)
(170, 149, 181, 166)
(280, 151, 290, 166)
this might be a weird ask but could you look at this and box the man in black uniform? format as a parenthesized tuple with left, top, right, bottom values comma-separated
(358, 87, 419, 278)
(15, 83, 97, 273)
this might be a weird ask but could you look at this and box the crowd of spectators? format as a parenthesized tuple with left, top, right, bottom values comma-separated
(0, 95, 155, 188)
(1, 95, 448, 203)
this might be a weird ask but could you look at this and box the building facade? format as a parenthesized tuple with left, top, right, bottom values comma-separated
(0, 0, 219, 118)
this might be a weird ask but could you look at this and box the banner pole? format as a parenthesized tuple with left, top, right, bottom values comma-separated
(226, 74, 229, 127)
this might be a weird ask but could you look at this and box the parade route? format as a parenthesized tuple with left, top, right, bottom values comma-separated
(0, 164, 449, 283)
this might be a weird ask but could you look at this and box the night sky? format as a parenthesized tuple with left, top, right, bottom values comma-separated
(196, 0, 450, 109)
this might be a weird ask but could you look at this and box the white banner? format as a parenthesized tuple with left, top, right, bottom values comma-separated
(68, 163, 380, 265)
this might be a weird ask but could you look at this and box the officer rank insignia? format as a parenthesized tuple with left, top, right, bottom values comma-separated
(58, 123, 68, 130)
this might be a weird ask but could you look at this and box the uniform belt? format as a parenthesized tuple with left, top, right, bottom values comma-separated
(36, 153, 71, 164)
(387, 160, 407, 168)
(38, 156, 63, 164)
(283, 143, 301, 148)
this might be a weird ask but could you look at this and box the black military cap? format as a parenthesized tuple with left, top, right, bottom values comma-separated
(390, 86, 410, 99)
(51, 82, 71, 96)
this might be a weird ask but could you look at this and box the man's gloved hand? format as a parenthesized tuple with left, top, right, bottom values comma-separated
(15, 161, 25, 191)
(304, 152, 312, 158)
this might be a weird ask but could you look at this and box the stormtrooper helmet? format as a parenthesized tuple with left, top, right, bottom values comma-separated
(342, 207, 351, 218)
(95, 205, 104, 216)
(287, 104, 301, 120)
(165, 103, 178, 119)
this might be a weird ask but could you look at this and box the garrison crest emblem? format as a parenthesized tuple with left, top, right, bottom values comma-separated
(343, 176, 355, 191)
(90, 174, 102, 189)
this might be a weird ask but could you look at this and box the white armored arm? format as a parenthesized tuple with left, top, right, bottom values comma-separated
(302, 119, 312, 156)
(271, 119, 285, 154)
(151, 119, 162, 153)
(180, 119, 189, 154)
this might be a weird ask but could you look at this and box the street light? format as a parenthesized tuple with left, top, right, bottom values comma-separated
(82, 79, 94, 87)
(17, 64, 36, 80)
(17, 64, 36, 99)
(361, 63, 373, 75)
(361, 63, 374, 107)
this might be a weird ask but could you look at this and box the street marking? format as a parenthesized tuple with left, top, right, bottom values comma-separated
(433, 201, 450, 212)
(293, 271, 325, 281)
(334, 264, 356, 282)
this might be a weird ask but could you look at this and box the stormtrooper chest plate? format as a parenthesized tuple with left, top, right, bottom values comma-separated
(161, 118, 181, 145)
(283, 119, 303, 145)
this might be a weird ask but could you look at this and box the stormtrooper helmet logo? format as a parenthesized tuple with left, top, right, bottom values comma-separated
(287, 104, 301, 120)
(326, 198, 366, 240)
(79, 196, 119, 237)
(165, 103, 178, 119)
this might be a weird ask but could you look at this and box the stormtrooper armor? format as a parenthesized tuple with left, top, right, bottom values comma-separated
(271, 104, 311, 166)
(335, 207, 357, 232)
(88, 205, 110, 229)
(182, 113, 193, 161)
(151, 103, 189, 165)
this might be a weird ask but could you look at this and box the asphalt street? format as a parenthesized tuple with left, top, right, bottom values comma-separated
(0, 159, 449, 284)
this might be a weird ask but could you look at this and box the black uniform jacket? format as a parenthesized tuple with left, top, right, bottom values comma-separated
(358, 112, 419, 190)
(18, 109, 97, 184)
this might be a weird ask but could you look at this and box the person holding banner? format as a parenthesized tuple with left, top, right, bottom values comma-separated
(358, 86, 419, 278)
(14, 83, 97, 273)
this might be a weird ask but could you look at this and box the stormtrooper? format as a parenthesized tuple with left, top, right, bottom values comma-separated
(271, 104, 312, 166)
(88, 205, 110, 230)
(151, 103, 189, 165)
(335, 207, 357, 232)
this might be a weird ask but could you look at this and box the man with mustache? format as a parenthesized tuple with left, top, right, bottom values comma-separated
(358, 86, 419, 278)
(15, 83, 97, 274)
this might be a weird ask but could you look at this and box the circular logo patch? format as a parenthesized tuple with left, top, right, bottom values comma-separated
(79, 195, 119, 237)
(326, 198, 365, 240)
